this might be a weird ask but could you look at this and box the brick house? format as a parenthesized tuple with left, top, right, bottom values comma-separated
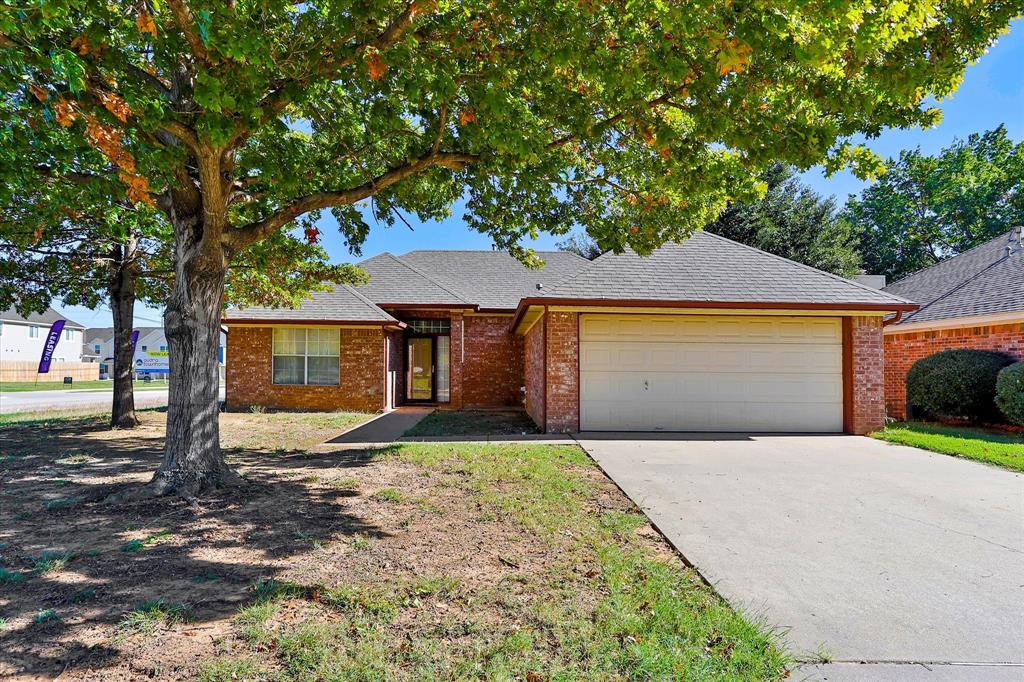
(224, 231, 915, 434)
(881, 228, 1024, 420)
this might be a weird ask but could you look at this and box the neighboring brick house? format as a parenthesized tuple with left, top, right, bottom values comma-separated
(881, 228, 1024, 420)
(224, 232, 915, 434)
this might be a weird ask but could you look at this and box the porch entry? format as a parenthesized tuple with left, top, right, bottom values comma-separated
(405, 319, 451, 403)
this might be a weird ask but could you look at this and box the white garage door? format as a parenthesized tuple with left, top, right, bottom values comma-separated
(580, 314, 843, 432)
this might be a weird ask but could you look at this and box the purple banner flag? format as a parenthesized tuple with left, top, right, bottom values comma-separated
(37, 320, 66, 374)
(130, 329, 140, 352)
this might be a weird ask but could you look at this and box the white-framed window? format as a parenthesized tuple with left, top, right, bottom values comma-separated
(141, 345, 147, 351)
(159, 345, 167, 351)
(94, 343, 101, 353)
(29, 325, 39, 339)
(272, 328, 340, 385)
(65, 328, 74, 341)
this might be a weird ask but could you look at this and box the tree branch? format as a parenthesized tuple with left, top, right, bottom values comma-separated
(166, 0, 214, 68)
(227, 151, 477, 249)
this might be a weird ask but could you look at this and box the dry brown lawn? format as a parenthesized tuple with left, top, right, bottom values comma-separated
(0, 410, 788, 681)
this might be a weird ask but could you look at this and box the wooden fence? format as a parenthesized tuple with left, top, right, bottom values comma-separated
(0, 361, 100, 383)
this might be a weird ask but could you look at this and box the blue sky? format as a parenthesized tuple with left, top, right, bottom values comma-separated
(59, 19, 1024, 328)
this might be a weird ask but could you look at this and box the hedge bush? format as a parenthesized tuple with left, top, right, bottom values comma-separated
(995, 362, 1024, 425)
(906, 349, 1014, 422)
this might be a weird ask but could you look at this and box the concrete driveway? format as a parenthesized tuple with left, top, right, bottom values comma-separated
(577, 434, 1024, 680)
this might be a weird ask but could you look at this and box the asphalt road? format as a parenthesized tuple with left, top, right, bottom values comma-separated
(0, 386, 224, 414)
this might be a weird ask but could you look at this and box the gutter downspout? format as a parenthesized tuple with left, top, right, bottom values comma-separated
(882, 310, 904, 327)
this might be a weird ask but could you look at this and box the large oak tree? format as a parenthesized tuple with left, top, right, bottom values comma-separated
(1, 0, 1018, 496)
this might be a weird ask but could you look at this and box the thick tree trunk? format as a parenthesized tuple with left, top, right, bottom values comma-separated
(109, 243, 140, 429)
(147, 226, 239, 497)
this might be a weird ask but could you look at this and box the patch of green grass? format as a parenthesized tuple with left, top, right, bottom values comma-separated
(0, 567, 24, 585)
(403, 409, 540, 437)
(0, 617, 7, 629)
(121, 529, 173, 553)
(873, 421, 1024, 472)
(31, 550, 74, 575)
(351, 534, 371, 551)
(44, 496, 83, 511)
(118, 599, 189, 636)
(34, 609, 60, 624)
(197, 657, 269, 682)
(327, 476, 359, 490)
(371, 487, 403, 503)
(236, 601, 281, 648)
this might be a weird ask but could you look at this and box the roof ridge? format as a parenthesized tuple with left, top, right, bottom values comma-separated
(884, 228, 1015, 290)
(341, 283, 398, 322)
(699, 231, 916, 304)
(384, 253, 474, 304)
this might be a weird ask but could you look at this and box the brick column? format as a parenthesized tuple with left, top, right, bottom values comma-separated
(846, 316, 885, 434)
(449, 311, 464, 410)
(545, 311, 579, 432)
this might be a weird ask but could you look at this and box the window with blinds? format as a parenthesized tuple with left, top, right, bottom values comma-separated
(272, 328, 340, 385)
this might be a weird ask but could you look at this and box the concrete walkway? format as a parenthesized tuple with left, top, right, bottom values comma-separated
(577, 434, 1024, 681)
(322, 407, 435, 446)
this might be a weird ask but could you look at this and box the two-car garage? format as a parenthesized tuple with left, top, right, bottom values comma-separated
(578, 313, 844, 432)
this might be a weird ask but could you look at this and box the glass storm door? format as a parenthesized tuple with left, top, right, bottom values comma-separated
(407, 337, 434, 401)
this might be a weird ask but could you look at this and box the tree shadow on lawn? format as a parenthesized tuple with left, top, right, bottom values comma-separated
(0, 414, 393, 678)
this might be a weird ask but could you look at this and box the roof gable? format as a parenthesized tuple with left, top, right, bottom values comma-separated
(355, 252, 471, 306)
(541, 231, 913, 307)
(398, 250, 590, 309)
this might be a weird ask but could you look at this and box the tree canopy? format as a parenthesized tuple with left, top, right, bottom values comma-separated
(707, 163, 860, 276)
(2, 0, 1019, 496)
(844, 125, 1024, 281)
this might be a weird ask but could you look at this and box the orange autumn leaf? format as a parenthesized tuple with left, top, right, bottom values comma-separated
(54, 99, 77, 127)
(458, 109, 476, 125)
(29, 84, 48, 101)
(99, 91, 132, 122)
(659, 147, 672, 159)
(136, 12, 157, 37)
(70, 35, 92, 56)
(366, 52, 387, 80)
(717, 37, 752, 76)
(118, 170, 155, 206)
(641, 128, 655, 146)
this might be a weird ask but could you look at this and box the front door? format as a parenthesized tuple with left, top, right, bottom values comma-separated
(407, 337, 434, 401)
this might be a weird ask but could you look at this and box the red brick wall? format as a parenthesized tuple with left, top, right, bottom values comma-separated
(848, 316, 886, 434)
(545, 311, 579, 432)
(462, 315, 524, 407)
(523, 315, 545, 428)
(225, 326, 386, 412)
(884, 322, 1024, 420)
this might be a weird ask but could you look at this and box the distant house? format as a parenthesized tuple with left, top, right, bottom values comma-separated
(882, 228, 1024, 419)
(85, 326, 227, 379)
(0, 307, 86, 363)
(224, 232, 915, 434)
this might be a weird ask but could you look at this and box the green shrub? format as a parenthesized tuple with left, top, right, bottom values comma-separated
(995, 362, 1024, 425)
(906, 350, 1013, 422)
